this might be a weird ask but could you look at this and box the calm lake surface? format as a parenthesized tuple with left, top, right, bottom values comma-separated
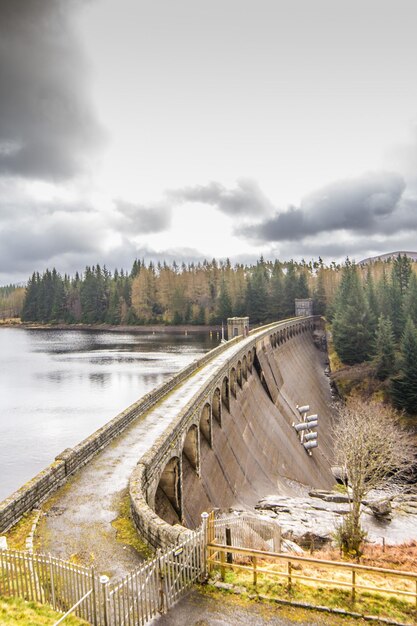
(0, 328, 216, 501)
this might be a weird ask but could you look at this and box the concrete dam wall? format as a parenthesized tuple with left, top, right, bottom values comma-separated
(130, 318, 335, 548)
(182, 334, 335, 527)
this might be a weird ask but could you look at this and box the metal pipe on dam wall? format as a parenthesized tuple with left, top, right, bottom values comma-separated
(129, 317, 335, 549)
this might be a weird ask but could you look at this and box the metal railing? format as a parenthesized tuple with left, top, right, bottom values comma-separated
(2, 510, 417, 624)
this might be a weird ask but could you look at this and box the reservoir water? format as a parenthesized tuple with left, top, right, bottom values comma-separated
(0, 328, 214, 501)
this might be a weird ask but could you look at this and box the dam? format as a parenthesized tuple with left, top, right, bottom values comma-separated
(0, 316, 334, 577)
(130, 316, 334, 550)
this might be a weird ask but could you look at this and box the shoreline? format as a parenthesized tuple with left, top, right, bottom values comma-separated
(0, 321, 223, 334)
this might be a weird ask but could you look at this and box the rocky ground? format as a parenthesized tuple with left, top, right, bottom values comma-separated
(251, 489, 417, 549)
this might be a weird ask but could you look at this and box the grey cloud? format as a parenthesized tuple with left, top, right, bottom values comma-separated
(169, 179, 272, 216)
(239, 172, 413, 242)
(0, 218, 102, 272)
(0, 0, 103, 181)
(114, 200, 171, 234)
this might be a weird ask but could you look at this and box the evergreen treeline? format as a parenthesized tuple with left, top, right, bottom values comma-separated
(15, 252, 417, 412)
(331, 255, 417, 415)
(20, 258, 314, 326)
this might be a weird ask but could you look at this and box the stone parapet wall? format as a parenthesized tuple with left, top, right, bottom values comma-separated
(0, 334, 242, 534)
(0, 461, 66, 533)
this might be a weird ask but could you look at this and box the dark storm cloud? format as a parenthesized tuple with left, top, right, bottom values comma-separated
(0, 0, 103, 180)
(238, 172, 414, 242)
(169, 179, 272, 216)
(114, 200, 171, 234)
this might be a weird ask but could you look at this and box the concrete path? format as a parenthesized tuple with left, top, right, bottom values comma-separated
(35, 332, 261, 580)
(151, 588, 367, 626)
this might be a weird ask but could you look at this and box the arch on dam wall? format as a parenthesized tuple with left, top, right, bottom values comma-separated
(182, 424, 200, 474)
(242, 355, 248, 380)
(230, 367, 237, 397)
(221, 376, 230, 411)
(237, 360, 242, 387)
(248, 349, 254, 371)
(155, 455, 182, 524)
(212, 388, 222, 426)
(199, 402, 212, 446)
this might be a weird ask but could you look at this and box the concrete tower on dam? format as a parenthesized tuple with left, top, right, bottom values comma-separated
(130, 316, 335, 549)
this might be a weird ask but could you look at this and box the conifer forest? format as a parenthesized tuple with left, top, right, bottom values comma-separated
(2, 254, 417, 416)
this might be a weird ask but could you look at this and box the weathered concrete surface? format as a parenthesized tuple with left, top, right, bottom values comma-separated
(181, 332, 335, 529)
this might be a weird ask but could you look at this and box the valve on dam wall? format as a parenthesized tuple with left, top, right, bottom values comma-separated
(293, 403, 319, 455)
(304, 440, 318, 450)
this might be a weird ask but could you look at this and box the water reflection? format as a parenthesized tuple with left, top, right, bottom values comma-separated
(88, 372, 112, 387)
(0, 328, 215, 500)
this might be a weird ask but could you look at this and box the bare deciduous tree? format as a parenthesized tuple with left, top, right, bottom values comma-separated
(333, 398, 414, 557)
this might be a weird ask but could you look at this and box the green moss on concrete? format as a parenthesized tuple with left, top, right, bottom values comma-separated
(4, 511, 38, 550)
(111, 490, 154, 560)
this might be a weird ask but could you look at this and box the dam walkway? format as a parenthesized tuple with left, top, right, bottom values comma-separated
(35, 326, 273, 580)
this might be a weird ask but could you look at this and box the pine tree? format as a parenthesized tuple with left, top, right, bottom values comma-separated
(403, 271, 417, 326)
(389, 271, 405, 340)
(376, 268, 391, 319)
(282, 262, 298, 317)
(313, 268, 327, 316)
(392, 254, 412, 296)
(364, 267, 379, 339)
(269, 261, 285, 320)
(22, 272, 39, 321)
(391, 318, 417, 414)
(373, 315, 396, 380)
(216, 277, 233, 322)
(246, 260, 270, 323)
(332, 261, 372, 364)
(296, 271, 310, 299)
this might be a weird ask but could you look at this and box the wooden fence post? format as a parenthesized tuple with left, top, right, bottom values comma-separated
(351, 569, 356, 603)
(253, 557, 257, 587)
(287, 561, 292, 592)
(225, 527, 233, 564)
(220, 551, 225, 581)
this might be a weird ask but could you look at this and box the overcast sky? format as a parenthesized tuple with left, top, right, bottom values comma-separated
(1, 0, 417, 285)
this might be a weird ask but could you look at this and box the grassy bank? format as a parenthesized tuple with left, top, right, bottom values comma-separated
(207, 568, 416, 625)
(0, 596, 88, 626)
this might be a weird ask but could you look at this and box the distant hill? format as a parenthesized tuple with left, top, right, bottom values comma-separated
(359, 251, 417, 265)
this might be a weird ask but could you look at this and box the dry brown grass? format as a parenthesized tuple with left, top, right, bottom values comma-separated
(316, 540, 417, 571)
